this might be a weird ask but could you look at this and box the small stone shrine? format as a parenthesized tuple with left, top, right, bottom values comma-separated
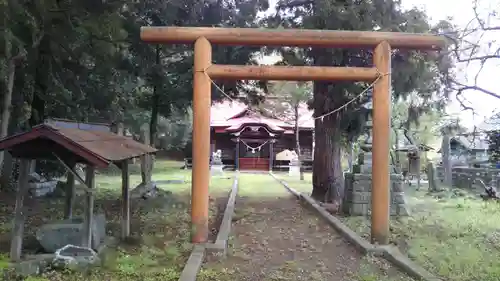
(211, 150, 224, 176)
(343, 122, 410, 216)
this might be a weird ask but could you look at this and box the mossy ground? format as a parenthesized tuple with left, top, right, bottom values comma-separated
(0, 160, 231, 281)
(283, 174, 500, 281)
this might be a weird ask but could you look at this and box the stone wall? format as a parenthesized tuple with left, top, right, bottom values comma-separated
(343, 173, 409, 216)
(436, 166, 500, 189)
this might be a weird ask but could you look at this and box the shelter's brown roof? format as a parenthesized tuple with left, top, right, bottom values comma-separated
(0, 124, 156, 168)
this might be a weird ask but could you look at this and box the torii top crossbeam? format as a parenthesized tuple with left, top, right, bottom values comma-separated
(140, 26, 446, 50)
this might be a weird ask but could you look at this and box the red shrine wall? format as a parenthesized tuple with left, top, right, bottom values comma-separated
(211, 130, 314, 161)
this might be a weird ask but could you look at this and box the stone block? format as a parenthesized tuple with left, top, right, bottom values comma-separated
(36, 214, 106, 253)
(344, 171, 410, 217)
(391, 180, 404, 192)
(391, 192, 406, 204)
(351, 203, 370, 216)
(352, 192, 371, 204)
(353, 181, 371, 192)
(360, 165, 372, 174)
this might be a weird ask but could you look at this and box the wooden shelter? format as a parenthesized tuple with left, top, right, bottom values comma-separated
(0, 123, 156, 261)
(140, 26, 446, 245)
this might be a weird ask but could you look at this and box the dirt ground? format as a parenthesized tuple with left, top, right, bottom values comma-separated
(201, 194, 413, 281)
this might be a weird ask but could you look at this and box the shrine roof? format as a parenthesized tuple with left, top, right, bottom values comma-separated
(210, 100, 314, 130)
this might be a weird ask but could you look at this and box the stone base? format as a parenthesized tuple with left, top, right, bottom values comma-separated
(343, 173, 410, 216)
(211, 164, 224, 176)
(359, 164, 395, 174)
(289, 165, 300, 176)
(131, 181, 158, 199)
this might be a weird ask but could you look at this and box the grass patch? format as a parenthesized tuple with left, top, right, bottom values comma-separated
(277, 174, 500, 280)
(237, 173, 312, 197)
(0, 160, 234, 280)
(336, 184, 500, 281)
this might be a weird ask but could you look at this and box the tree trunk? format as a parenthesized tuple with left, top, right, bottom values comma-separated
(0, 57, 18, 167)
(149, 45, 161, 144)
(148, 45, 161, 173)
(442, 134, 452, 187)
(0, 152, 14, 190)
(294, 105, 304, 181)
(30, 36, 50, 127)
(426, 161, 438, 192)
(311, 83, 344, 204)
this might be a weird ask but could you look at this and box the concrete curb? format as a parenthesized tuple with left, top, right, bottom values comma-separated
(269, 172, 300, 197)
(300, 194, 381, 255)
(178, 245, 205, 281)
(269, 173, 441, 281)
(178, 176, 239, 281)
(206, 176, 239, 258)
(380, 245, 442, 281)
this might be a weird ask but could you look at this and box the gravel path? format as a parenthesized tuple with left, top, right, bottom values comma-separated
(201, 193, 413, 281)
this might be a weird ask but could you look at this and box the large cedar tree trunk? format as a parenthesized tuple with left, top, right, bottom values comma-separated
(311, 83, 344, 204)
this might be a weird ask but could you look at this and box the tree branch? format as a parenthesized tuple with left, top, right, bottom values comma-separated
(277, 0, 313, 9)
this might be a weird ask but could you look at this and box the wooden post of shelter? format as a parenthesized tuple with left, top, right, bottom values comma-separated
(10, 159, 31, 261)
(110, 122, 131, 239)
(121, 160, 130, 239)
(82, 165, 95, 248)
(140, 124, 152, 184)
(64, 162, 76, 219)
(140, 26, 446, 244)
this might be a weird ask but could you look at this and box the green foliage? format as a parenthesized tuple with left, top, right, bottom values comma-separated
(487, 130, 500, 163)
(265, 0, 453, 142)
(157, 108, 193, 151)
(392, 97, 446, 146)
(1, 0, 270, 134)
(262, 81, 312, 121)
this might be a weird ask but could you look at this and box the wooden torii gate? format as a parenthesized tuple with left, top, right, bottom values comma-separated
(140, 27, 446, 245)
